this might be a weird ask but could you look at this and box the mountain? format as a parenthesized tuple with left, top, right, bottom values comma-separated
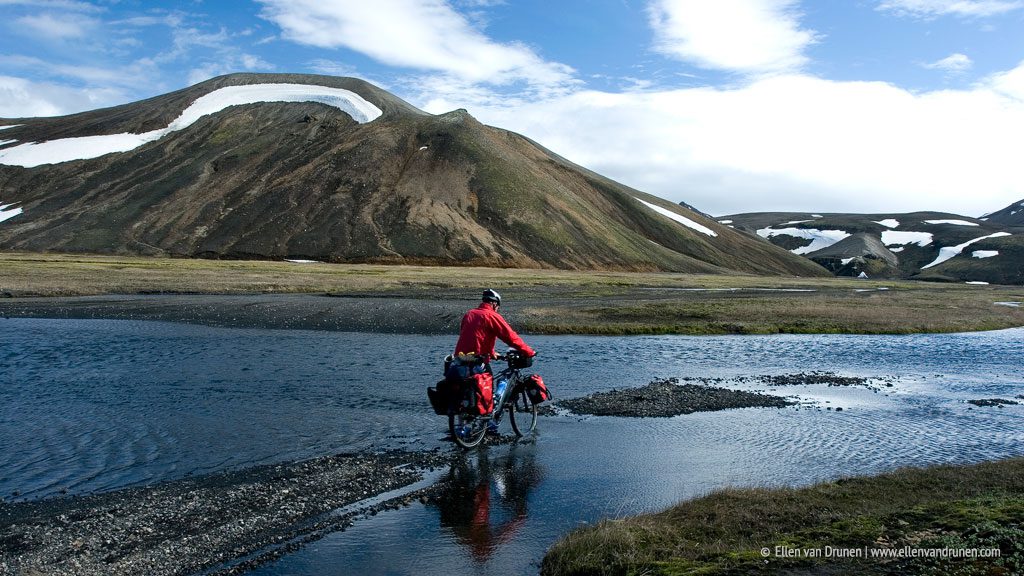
(982, 198, 1024, 229)
(720, 211, 1022, 284)
(0, 73, 825, 277)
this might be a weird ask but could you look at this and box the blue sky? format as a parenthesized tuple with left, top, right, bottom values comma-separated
(1, 0, 1023, 216)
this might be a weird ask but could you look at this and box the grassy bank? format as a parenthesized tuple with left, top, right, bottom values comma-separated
(1, 252, 1022, 335)
(542, 458, 1024, 576)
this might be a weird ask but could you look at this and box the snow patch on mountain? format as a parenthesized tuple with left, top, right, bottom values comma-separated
(0, 140, 15, 147)
(873, 219, 899, 228)
(922, 232, 1012, 269)
(636, 197, 717, 237)
(0, 125, 19, 131)
(924, 219, 979, 226)
(0, 203, 22, 223)
(0, 84, 383, 168)
(757, 227, 850, 255)
(972, 250, 999, 259)
(881, 231, 933, 247)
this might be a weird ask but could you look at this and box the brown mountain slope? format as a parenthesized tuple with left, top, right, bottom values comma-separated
(0, 73, 826, 276)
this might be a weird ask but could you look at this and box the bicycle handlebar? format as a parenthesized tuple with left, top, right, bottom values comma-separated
(494, 349, 535, 361)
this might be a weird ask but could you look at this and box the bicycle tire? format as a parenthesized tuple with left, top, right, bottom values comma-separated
(449, 412, 488, 449)
(508, 391, 538, 436)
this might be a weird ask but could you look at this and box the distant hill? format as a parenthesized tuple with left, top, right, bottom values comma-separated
(0, 73, 825, 277)
(719, 211, 1022, 284)
(982, 198, 1024, 229)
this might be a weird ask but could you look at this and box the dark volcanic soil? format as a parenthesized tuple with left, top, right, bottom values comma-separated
(0, 451, 453, 576)
(0, 294, 467, 333)
(557, 378, 793, 417)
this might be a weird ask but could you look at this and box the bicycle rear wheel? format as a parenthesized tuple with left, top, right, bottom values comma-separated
(449, 412, 488, 448)
(508, 391, 538, 436)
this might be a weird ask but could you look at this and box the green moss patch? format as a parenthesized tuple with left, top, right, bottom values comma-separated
(542, 459, 1024, 576)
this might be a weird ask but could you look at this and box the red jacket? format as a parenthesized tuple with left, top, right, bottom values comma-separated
(454, 303, 535, 359)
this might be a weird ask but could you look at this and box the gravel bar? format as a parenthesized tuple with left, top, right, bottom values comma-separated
(0, 450, 454, 576)
(557, 378, 793, 417)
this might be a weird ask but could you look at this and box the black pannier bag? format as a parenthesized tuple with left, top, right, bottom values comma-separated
(428, 373, 495, 416)
(525, 374, 552, 404)
(427, 379, 455, 415)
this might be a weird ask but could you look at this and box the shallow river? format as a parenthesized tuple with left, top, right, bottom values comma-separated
(2, 318, 1023, 574)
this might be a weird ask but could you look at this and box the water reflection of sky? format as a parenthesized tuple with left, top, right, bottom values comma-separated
(3, 320, 1024, 575)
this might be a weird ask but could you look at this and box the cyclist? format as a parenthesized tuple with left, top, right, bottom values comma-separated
(452, 289, 535, 365)
(448, 289, 536, 433)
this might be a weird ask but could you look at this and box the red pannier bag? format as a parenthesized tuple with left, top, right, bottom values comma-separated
(525, 374, 552, 404)
(462, 372, 493, 415)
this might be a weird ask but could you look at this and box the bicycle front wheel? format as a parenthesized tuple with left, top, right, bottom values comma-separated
(508, 391, 538, 436)
(449, 412, 488, 449)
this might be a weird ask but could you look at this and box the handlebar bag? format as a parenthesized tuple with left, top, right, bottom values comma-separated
(525, 374, 552, 404)
(508, 353, 533, 369)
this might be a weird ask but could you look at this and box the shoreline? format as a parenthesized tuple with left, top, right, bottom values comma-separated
(0, 294, 467, 334)
(1, 253, 1023, 335)
(3, 290, 1024, 336)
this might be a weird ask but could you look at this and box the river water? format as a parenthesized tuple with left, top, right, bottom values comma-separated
(2, 318, 1023, 574)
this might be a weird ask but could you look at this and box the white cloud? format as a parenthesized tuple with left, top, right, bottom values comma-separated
(240, 53, 274, 71)
(923, 52, 973, 72)
(0, 0, 103, 12)
(255, 0, 576, 88)
(878, 0, 1024, 17)
(424, 60, 1024, 217)
(186, 54, 276, 85)
(307, 59, 357, 77)
(0, 54, 158, 89)
(987, 62, 1024, 100)
(16, 11, 99, 39)
(647, 0, 817, 75)
(0, 75, 128, 116)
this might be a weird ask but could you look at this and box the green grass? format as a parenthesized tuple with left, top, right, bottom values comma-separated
(1, 252, 1022, 335)
(542, 459, 1024, 576)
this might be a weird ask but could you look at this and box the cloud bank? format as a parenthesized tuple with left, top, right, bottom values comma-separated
(431, 62, 1024, 216)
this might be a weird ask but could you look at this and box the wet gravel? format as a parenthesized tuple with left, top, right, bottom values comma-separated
(557, 377, 793, 417)
(677, 371, 897, 392)
(0, 450, 454, 576)
(967, 398, 1020, 407)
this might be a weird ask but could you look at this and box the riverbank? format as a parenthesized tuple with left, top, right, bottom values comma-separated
(0, 450, 454, 576)
(2, 253, 1023, 335)
(541, 458, 1024, 576)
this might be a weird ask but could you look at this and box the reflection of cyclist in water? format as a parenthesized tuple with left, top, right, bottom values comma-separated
(431, 447, 543, 562)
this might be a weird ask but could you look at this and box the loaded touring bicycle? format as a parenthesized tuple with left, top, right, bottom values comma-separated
(428, 349, 551, 449)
